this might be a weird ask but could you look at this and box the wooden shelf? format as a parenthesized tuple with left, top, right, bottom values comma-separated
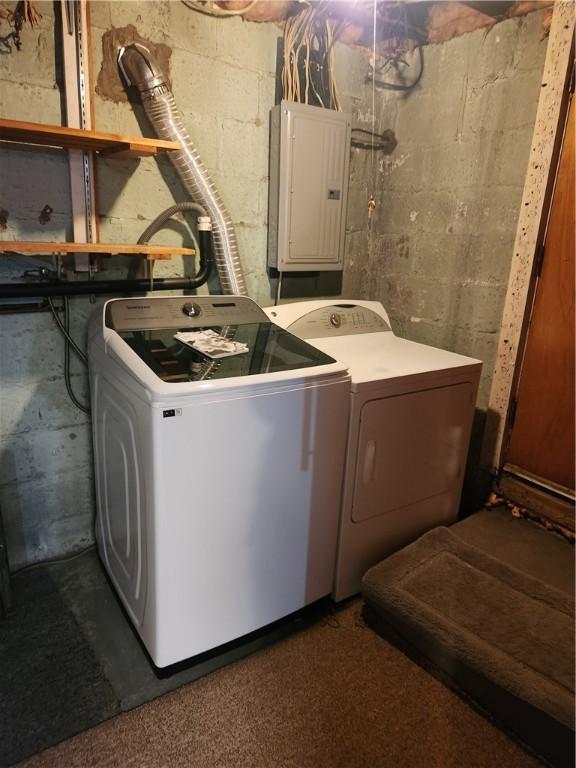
(0, 119, 181, 160)
(0, 241, 195, 261)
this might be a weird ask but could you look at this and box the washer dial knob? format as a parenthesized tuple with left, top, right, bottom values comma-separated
(182, 302, 202, 318)
(330, 312, 342, 328)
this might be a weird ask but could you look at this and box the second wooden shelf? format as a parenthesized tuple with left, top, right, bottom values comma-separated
(0, 241, 196, 261)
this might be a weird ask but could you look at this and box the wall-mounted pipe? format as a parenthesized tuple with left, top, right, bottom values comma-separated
(117, 42, 247, 297)
(0, 276, 206, 299)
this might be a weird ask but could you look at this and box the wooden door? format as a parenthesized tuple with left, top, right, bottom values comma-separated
(506, 96, 575, 493)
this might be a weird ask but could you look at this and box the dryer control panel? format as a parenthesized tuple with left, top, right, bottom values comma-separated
(269, 304, 391, 340)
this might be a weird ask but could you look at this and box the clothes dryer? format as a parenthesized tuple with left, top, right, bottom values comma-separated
(265, 300, 482, 601)
(88, 296, 349, 666)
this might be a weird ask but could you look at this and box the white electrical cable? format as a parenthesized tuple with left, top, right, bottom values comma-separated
(281, 2, 340, 111)
(371, 0, 377, 195)
(368, 0, 378, 250)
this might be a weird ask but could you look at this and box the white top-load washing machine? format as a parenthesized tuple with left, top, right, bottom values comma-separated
(88, 295, 350, 667)
(265, 300, 482, 601)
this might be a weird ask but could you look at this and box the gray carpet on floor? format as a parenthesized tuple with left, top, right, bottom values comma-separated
(0, 570, 120, 768)
(362, 523, 575, 767)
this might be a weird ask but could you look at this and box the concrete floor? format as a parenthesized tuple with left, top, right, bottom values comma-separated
(48, 550, 333, 711)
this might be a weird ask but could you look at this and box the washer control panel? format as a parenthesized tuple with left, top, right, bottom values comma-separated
(106, 296, 268, 332)
(269, 304, 391, 339)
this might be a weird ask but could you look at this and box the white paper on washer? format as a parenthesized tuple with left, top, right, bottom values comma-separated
(174, 329, 249, 359)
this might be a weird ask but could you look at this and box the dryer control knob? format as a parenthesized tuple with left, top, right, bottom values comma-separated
(182, 302, 202, 318)
(330, 312, 341, 328)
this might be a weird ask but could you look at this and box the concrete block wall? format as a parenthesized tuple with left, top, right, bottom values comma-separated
(342, 11, 547, 411)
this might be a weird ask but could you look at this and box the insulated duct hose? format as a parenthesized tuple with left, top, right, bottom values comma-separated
(117, 43, 247, 297)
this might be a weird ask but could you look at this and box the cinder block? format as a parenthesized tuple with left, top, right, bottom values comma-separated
(93, 95, 144, 137)
(464, 233, 516, 284)
(378, 147, 429, 193)
(396, 91, 461, 146)
(454, 185, 525, 237)
(216, 15, 279, 76)
(216, 168, 260, 224)
(172, 49, 260, 124)
(509, 10, 548, 75)
(0, 423, 92, 487)
(258, 74, 276, 125)
(0, 376, 89, 438)
(163, 2, 219, 55)
(342, 229, 369, 271)
(1, 150, 71, 208)
(0, 323, 64, 385)
(460, 72, 543, 140)
(346, 187, 372, 233)
(455, 281, 507, 335)
(409, 232, 470, 279)
(465, 25, 518, 88)
(334, 44, 370, 111)
(235, 224, 270, 303)
(1, 469, 95, 569)
(108, 1, 172, 39)
(348, 149, 372, 188)
(89, 1, 112, 30)
(0, 78, 61, 125)
(0, 32, 56, 90)
(488, 127, 535, 186)
(97, 156, 176, 221)
(221, 118, 269, 181)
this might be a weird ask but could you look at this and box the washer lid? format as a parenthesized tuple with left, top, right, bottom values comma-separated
(102, 295, 342, 385)
(308, 333, 482, 387)
(117, 322, 340, 384)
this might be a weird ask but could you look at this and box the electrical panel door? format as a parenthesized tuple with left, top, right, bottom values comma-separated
(268, 101, 351, 272)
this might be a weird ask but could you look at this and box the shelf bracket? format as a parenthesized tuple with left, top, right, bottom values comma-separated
(60, 0, 99, 273)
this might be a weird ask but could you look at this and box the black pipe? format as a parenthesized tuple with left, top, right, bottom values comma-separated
(0, 228, 213, 300)
(0, 276, 208, 299)
(195, 228, 212, 285)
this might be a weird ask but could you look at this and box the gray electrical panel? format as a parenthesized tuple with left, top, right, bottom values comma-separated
(268, 101, 351, 272)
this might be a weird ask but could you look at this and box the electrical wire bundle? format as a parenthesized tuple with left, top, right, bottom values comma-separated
(371, 42, 424, 92)
(370, 1, 424, 93)
(48, 296, 90, 415)
(282, 2, 341, 111)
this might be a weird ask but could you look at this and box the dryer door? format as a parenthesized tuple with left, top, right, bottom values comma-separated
(352, 382, 474, 523)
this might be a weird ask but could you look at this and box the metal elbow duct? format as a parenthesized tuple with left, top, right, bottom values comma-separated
(117, 43, 247, 296)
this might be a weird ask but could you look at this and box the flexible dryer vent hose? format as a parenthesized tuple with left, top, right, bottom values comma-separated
(117, 43, 247, 296)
